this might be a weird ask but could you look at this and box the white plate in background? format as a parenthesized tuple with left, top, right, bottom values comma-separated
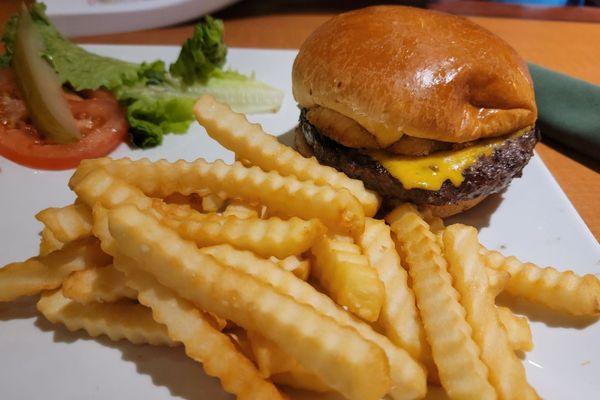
(0, 46, 599, 400)
(44, 0, 239, 37)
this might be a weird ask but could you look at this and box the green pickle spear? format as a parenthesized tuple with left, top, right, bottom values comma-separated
(13, 6, 80, 143)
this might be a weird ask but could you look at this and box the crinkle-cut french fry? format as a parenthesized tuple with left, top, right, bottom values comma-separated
(37, 289, 176, 346)
(153, 202, 327, 259)
(163, 192, 203, 212)
(497, 307, 533, 352)
(310, 236, 385, 322)
(480, 247, 600, 316)
(40, 227, 64, 256)
(386, 204, 496, 400)
(487, 268, 511, 298)
(444, 224, 538, 400)
(193, 95, 380, 217)
(247, 331, 331, 393)
(36, 204, 93, 244)
(0, 238, 111, 302)
(106, 206, 389, 400)
(112, 256, 285, 400)
(201, 193, 226, 213)
(273, 256, 310, 281)
(62, 265, 137, 304)
(358, 218, 434, 371)
(222, 199, 261, 219)
(201, 244, 427, 400)
(71, 157, 365, 238)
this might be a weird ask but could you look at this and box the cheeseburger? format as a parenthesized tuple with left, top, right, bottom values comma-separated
(292, 6, 539, 217)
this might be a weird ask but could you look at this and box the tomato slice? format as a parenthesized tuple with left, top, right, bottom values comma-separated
(0, 69, 127, 170)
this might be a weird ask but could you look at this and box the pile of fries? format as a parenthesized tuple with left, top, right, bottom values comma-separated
(1, 95, 599, 400)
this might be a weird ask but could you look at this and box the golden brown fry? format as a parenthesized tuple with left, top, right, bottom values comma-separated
(163, 192, 203, 212)
(497, 307, 533, 352)
(71, 157, 365, 237)
(274, 255, 310, 281)
(386, 205, 496, 400)
(62, 265, 137, 304)
(444, 224, 538, 400)
(0, 238, 111, 302)
(37, 289, 176, 346)
(201, 193, 226, 213)
(202, 244, 427, 400)
(153, 201, 327, 259)
(488, 268, 511, 298)
(480, 247, 600, 316)
(358, 218, 434, 371)
(247, 331, 331, 393)
(39, 227, 64, 256)
(106, 205, 390, 400)
(222, 199, 261, 219)
(310, 236, 385, 322)
(194, 95, 380, 217)
(36, 204, 93, 244)
(113, 256, 285, 400)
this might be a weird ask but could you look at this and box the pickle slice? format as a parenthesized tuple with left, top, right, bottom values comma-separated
(13, 6, 80, 143)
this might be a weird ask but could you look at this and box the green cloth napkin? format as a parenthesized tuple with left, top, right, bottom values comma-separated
(528, 63, 600, 160)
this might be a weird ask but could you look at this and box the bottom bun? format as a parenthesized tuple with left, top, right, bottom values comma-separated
(294, 128, 488, 218)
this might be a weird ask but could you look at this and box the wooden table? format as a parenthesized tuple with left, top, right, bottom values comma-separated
(1, 3, 599, 240)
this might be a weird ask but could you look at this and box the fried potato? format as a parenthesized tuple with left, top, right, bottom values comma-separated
(497, 306, 533, 352)
(62, 265, 137, 304)
(0, 238, 111, 302)
(201, 193, 226, 213)
(273, 255, 310, 281)
(444, 224, 538, 399)
(202, 244, 427, 400)
(36, 204, 93, 244)
(247, 331, 331, 393)
(106, 205, 390, 400)
(222, 199, 261, 219)
(37, 289, 175, 346)
(194, 95, 380, 217)
(358, 218, 433, 370)
(71, 157, 365, 238)
(113, 256, 285, 400)
(481, 247, 600, 316)
(154, 202, 327, 259)
(163, 192, 203, 211)
(311, 236, 385, 322)
(386, 205, 496, 400)
(487, 268, 511, 298)
(39, 227, 64, 256)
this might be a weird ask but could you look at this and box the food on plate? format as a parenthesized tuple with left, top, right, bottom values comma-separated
(358, 218, 434, 373)
(310, 235, 385, 322)
(0, 4, 282, 169)
(194, 95, 380, 216)
(443, 224, 539, 399)
(1, 96, 598, 399)
(386, 204, 497, 399)
(481, 247, 600, 316)
(113, 256, 287, 400)
(37, 289, 176, 346)
(62, 265, 136, 304)
(292, 6, 539, 217)
(70, 157, 366, 238)
(0, 238, 110, 302)
(497, 306, 533, 352)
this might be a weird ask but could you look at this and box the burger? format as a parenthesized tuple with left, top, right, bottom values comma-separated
(292, 6, 539, 217)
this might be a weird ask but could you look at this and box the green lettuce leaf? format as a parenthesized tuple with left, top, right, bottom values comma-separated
(169, 16, 226, 84)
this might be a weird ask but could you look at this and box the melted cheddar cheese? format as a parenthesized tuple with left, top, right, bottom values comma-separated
(370, 130, 528, 191)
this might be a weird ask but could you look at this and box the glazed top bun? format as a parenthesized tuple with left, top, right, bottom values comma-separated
(292, 6, 537, 147)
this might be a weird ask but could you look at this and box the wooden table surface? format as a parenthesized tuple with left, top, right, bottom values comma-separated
(1, 4, 599, 240)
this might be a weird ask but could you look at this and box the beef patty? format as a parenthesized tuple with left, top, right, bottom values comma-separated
(298, 109, 540, 206)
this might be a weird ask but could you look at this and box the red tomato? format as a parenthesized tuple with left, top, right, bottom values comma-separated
(0, 69, 127, 170)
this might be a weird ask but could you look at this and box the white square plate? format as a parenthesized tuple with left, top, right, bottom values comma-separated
(1, 46, 599, 400)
